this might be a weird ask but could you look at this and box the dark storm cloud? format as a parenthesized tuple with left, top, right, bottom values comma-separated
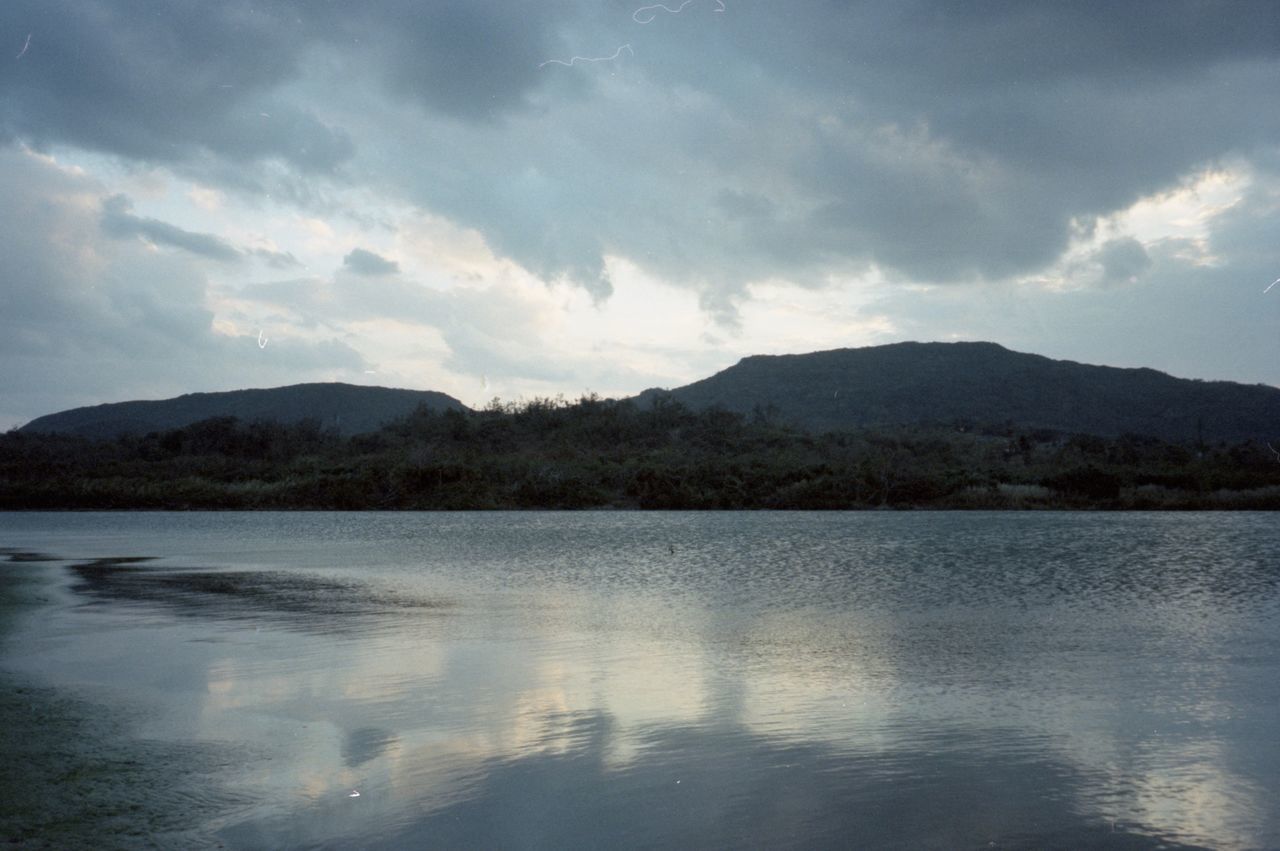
(342, 247, 400, 276)
(312, 0, 571, 120)
(4, 0, 1280, 309)
(339, 0, 1279, 306)
(101, 195, 242, 262)
(587, 0, 1280, 282)
(1095, 238, 1151, 287)
(0, 0, 568, 169)
(0, 0, 352, 171)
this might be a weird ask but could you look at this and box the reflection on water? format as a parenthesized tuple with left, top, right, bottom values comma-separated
(227, 718, 1218, 851)
(66, 556, 455, 634)
(1, 512, 1278, 849)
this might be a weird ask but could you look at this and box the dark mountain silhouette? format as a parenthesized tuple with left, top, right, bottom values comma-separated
(17, 342, 1280, 444)
(634, 341, 1280, 443)
(19, 383, 468, 438)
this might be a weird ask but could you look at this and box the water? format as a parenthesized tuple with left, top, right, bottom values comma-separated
(1, 511, 1277, 849)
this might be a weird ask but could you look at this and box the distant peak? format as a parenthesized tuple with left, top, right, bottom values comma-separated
(740, 340, 1010, 362)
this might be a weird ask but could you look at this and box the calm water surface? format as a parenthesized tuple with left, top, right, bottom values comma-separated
(1, 511, 1278, 849)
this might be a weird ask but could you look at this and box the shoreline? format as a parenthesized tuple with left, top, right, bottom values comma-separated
(3, 493, 1279, 512)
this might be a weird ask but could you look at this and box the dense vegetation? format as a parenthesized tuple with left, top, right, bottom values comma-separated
(3, 396, 1278, 510)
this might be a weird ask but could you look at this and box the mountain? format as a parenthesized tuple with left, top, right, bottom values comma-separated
(18, 343, 1280, 444)
(19, 383, 468, 439)
(634, 341, 1280, 443)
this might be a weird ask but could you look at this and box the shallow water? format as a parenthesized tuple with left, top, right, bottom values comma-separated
(1, 511, 1278, 849)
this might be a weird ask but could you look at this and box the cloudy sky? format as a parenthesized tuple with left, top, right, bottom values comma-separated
(2, 0, 1278, 428)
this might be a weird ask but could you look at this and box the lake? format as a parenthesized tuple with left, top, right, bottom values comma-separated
(1, 511, 1278, 849)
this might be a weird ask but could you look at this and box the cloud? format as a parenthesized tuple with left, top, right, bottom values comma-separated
(863, 164, 1280, 386)
(311, 0, 1277, 317)
(3, 0, 1280, 420)
(327, 0, 571, 121)
(98, 196, 308, 269)
(0, 149, 365, 428)
(248, 247, 303, 269)
(0, 1, 353, 173)
(0, 0, 573, 174)
(232, 269, 573, 385)
(1095, 237, 1152, 287)
(8, 0, 1280, 313)
(343, 247, 400, 277)
(101, 195, 242, 262)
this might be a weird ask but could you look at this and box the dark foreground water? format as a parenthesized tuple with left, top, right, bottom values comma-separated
(1, 511, 1278, 850)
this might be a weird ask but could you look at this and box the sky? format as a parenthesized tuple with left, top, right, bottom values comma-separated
(1, 0, 1278, 429)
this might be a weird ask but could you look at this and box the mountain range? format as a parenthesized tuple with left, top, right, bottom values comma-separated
(18, 342, 1280, 443)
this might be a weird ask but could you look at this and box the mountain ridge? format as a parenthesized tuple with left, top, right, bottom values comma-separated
(17, 342, 1280, 443)
(632, 341, 1280, 443)
(18, 382, 468, 438)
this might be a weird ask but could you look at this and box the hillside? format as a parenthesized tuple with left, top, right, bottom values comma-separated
(18, 383, 468, 438)
(635, 342, 1280, 443)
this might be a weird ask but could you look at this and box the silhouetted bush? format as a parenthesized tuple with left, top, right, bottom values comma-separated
(1043, 466, 1122, 500)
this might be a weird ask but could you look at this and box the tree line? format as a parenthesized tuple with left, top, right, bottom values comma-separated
(2, 395, 1278, 510)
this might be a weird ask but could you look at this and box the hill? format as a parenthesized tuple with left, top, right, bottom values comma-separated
(635, 342, 1280, 443)
(18, 383, 468, 438)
